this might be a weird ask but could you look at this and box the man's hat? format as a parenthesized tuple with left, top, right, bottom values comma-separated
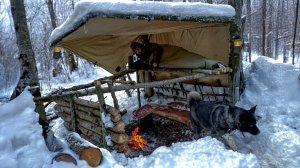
(130, 42, 144, 50)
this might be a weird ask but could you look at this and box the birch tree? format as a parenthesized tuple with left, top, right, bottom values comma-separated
(9, 0, 48, 131)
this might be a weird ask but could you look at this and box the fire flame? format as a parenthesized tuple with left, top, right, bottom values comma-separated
(128, 127, 148, 151)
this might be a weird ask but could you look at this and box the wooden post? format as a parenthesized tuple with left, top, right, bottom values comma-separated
(121, 76, 132, 97)
(69, 97, 78, 132)
(94, 80, 108, 149)
(94, 80, 107, 113)
(136, 71, 141, 108)
(108, 80, 120, 110)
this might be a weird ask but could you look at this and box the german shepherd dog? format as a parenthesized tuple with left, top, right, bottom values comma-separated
(187, 91, 260, 149)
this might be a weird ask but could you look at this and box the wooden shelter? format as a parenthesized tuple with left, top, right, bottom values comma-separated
(43, 1, 244, 158)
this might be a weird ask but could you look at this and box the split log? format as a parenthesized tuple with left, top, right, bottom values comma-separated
(135, 104, 191, 127)
(111, 113, 122, 122)
(117, 144, 131, 156)
(107, 121, 125, 133)
(52, 153, 77, 165)
(107, 130, 128, 144)
(106, 105, 120, 116)
(153, 108, 191, 128)
(66, 133, 102, 167)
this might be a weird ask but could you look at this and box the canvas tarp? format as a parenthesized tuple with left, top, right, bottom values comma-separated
(57, 18, 230, 74)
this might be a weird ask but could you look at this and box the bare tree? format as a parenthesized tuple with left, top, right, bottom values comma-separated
(292, 0, 299, 64)
(46, 0, 77, 76)
(262, 0, 266, 56)
(228, 0, 243, 27)
(9, 0, 48, 132)
(46, 0, 57, 29)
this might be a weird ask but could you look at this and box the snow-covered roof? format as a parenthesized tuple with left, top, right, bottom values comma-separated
(49, 0, 235, 46)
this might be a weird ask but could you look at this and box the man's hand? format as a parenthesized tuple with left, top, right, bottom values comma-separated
(153, 62, 158, 68)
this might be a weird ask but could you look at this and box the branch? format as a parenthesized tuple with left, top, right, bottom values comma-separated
(35, 68, 231, 102)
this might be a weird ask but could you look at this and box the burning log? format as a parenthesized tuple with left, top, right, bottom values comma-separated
(66, 132, 102, 167)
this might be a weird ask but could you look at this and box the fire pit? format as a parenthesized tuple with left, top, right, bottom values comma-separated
(125, 115, 193, 157)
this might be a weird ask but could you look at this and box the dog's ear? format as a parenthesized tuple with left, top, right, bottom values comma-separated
(249, 105, 257, 113)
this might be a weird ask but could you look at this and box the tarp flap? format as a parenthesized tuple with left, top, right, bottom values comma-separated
(58, 18, 230, 73)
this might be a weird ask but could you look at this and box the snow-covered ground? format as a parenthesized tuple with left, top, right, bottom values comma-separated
(0, 56, 300, 168)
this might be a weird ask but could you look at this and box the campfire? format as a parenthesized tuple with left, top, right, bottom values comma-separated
(128, 127, 148, 151)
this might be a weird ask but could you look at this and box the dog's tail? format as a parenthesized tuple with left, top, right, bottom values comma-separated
(187, 91, 201, 106)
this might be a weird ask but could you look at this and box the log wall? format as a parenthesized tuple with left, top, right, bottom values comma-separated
(54, 98, 130, 156)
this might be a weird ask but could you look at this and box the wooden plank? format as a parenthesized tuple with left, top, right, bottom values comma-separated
(55, 99, 101, 118)
(56, 106, 101, 126)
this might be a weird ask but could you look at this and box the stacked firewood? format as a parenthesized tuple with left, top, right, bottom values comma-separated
(106, 106, 131, 156)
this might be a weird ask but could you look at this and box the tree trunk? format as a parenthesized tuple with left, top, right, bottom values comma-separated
(228, 0, 243, 27)
(266, 0, 273, 58)
(262, 0, 266, 56)
(64, 50, 77, 73)
(47, 0, 77, 75)
(46, 0, 57, 29)
(274, 1, 282, 60)
(246, 0, 252, 62)
(292, 0, 299, 64)
(9, 0, 48, 128)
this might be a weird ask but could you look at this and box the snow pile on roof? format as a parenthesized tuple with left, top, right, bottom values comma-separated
(49, 0, 235, 46)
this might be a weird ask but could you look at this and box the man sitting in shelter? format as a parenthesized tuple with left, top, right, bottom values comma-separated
(129, 41, 224, 70)
(128, 42, 163, 70)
